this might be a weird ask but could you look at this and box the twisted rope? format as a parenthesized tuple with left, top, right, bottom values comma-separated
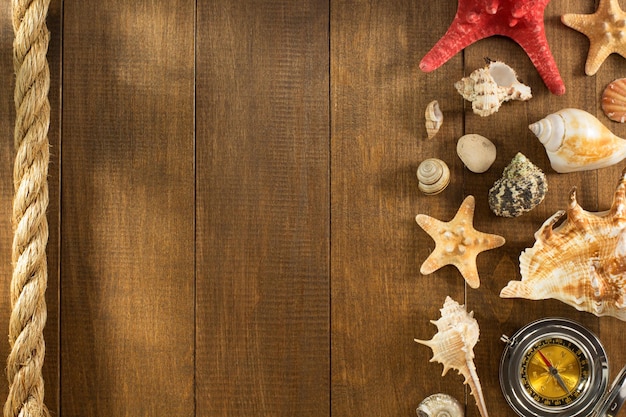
(5, 0, 51, 416)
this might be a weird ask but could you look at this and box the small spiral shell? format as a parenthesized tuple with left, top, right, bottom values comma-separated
(416, 394, 464, 417)
(417, 159, 450, 195)
(425, 100, 443, 139)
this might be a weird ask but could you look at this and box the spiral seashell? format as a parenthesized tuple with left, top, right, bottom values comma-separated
(416, 297, 489, 417)
(602, 78, 626, 123)
(416, 394, 464, 417)
(425, 100, 443, 139)
(500, 167, 626, 321)
(417, 159, 450, 195)
(455, 61, 531, 117)
(489, 153, 547, 217)
(529, 108, 626, 173)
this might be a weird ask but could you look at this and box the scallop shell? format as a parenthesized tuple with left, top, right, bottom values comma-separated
(456, 134, 496, 173)
(602, 78, 626, 123)
(418, 159, 450, 195)
(488, 153, 547, 218)
(415, 296, 488, 417)
(455, 61, 531, 117)
(416, 394, 464, 417)
(529, 108, 626, 173)
(425, 100, 443, 139)
(500, 167, 626, 321)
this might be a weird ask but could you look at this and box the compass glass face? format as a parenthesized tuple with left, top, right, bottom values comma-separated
(520, 337, 590, 407)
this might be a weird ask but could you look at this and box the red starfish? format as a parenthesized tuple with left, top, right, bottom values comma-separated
(420, 0, 565, 95)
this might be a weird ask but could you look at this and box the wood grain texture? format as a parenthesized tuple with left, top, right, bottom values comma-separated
(61, 1, 195, 415)
(196, 1, 330, 416)
(1, 1, 626, 416)
(331, 1, 465, 416)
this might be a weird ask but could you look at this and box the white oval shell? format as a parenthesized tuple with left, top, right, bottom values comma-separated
(416, 394, 464, 417)
(425, 100, 443, 139)
(528, 108, 626, 173)
(417, 159, 450, 195)
(456, 134, 496, 173)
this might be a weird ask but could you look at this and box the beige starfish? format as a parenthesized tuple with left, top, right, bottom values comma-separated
(562, 0, 626, 75)
(416, 195, 505, 289)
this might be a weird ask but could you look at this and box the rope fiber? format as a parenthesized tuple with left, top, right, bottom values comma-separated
(5, 0, 51, 416)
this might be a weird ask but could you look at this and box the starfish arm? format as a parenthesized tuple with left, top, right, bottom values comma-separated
(420, 16, 493, 72)
(512, 29, 565, 95)
(585, 42, 613, 76)
(419, 252, 445, 275)
(455, 261, 481, 289)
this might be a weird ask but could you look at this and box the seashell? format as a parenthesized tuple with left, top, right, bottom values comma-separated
(415, 296, 489, 417)
(425, 100, 443, 139)
(500, 167, 626, 321)
(416, 393, 464, 417)
(418, 158, 450, 195)
(529, 108, 626, 173)
(488, 153, 547, 218)
(456, 134, 496, 173)
(455, 60, 532, 117)
(602, 78, 626, 123)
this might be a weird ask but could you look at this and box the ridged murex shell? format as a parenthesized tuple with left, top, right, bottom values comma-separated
(415, 296, 489, 417)
(455, 61, 531, 117)
(500, 167, 626, 321)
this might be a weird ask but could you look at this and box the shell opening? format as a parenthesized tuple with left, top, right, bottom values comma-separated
(488, 61, 517, 87)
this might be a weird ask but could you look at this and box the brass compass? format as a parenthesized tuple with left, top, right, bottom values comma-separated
(500, 318, 626, 417)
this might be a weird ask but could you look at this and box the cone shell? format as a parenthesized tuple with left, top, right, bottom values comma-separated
(416, 297, 489, 417)
(418, 158, 450, 195)
(416, 394, 464, 417)
(425, 100, 443, 139)
(455, 61, 531, 117)
(529, 108, 626, 173)
(488, 153, 547, 218)
(500, 168, 626, 321)
(602, 78, 626, 123)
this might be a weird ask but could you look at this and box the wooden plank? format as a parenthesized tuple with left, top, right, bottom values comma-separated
(195, 1, 330, 416)
(60, 1, 195, 415)
(331, 1, 465, 415)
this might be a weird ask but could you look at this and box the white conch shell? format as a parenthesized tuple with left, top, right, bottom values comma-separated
(416, 393, 464, 417)
(529, 108, 626, 173)
(500, 167, 626, 321)
(425, 100, 443, 139)
(415, 297, 489, 417)
(417, 158, 450, 195)
(455, 60, 531, 117)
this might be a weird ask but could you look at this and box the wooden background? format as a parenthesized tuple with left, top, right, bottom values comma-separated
(1, 0, 626, 416)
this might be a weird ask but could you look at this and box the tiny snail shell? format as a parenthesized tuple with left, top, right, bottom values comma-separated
(417, 158, 450, 195)
(416, 393, 464, 417)
(425, 100, 443, 139)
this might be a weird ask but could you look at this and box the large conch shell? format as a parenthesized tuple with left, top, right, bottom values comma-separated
(455, 60, 531, 117)
(500, 167, 626, 321)
(529, 108, 626, 173)
(415, 297, 489, 417)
